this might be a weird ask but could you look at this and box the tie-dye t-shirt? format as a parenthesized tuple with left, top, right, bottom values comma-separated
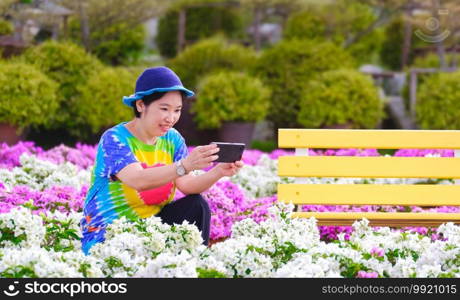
(80, 122, 188, 254)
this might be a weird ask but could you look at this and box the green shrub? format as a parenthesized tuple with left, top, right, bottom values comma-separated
(0, 62, 58, 129)
(282, 11, 326, 41)
(411, 53, 457, 69)
(68, 19, 145, 65)
(192, 71, 270, 129)
(297, 69, 384, 129)
(168, 36, 256, 90)
(253, 39, 355, 128)
(401, 53, 457, 110)
(416, 71, 460, 129)
(380, 16, 420, 70)
(0, 18, 13, 36)
(331, 1, 382, 65)
(250, 140, 277, 153)
(346, 29, 383, 65)
(92, 24, 145, 65)
(73, 67, 138, 136)
(156, 4, 244, 58)
(19, 40, 103, 127)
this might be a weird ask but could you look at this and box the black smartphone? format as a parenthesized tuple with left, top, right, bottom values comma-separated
(211, 142, 245, 163)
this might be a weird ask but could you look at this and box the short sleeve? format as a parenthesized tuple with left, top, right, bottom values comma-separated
(98, 129, 138, 178)
(173, 130, 188, 162)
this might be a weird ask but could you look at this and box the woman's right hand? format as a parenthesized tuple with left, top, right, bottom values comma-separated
(182, 144, 219, 172)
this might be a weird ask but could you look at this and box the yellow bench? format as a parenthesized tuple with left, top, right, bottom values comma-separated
(277, 129, 460, 227)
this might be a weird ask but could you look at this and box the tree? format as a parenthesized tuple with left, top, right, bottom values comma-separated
(284, 1, 385, 65)
(240, 0, 326, 50)
(0, 0, 17, 16)
(60, 0, 174, 52)
(156, 1, 244, 58)
(407, 0, 460, 69)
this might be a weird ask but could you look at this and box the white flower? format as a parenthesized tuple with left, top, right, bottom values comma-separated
(2, 154, 92, 191)
(0, 207, 46, 249)
(0, 247, 93, 277)
(389, 258, 417, 278)
(437, 223, 460, 245)
(274, 253, 341, 277)
(164, 221, 203, 254)
(134, 251, 198, 278)
(207, 238, 274, 277)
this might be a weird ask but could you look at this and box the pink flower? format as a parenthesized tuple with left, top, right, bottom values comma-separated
(356, 271, 379, 278)
(370, 247, 385, 257)
(0, 184, 87, 215)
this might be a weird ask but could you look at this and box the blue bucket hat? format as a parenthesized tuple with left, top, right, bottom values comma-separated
(122, 66, 194, 107)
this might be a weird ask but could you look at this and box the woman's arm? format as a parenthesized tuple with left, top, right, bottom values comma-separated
(116, 144, 219, 191)
(174, 167, 221, 195)
(175, 161, 244, 195)
(116, 162, 179, 191)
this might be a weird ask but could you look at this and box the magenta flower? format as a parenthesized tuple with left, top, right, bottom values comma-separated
(356, 271, 379, 278)
(38, 143, 96, 170)
(0, 141, 96, 170)
(370, 247, 385, 257)
(0, 184, 86, 215)
(0, 141, 43, 169)
(394, 149, 453, 157)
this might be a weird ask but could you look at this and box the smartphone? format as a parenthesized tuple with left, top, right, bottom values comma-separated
(211, 142, 245, 163)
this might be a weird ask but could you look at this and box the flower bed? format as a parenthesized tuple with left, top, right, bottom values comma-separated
(0, 204, 459, 278)
(0, 141, 459, 277)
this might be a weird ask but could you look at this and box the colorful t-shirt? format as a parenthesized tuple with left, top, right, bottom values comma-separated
(80, 122, 188, 254)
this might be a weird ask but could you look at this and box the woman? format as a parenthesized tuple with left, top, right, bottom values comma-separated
(80, 66, 243, 255)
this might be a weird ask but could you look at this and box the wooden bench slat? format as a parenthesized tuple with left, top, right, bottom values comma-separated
(291, 212, 460, 227)
(278, 184, 460, 206)
(278, 156, 460, 179)
(278, 129, 460, 149)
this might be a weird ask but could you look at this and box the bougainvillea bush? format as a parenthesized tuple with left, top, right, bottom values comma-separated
(0, 142, 459, 277)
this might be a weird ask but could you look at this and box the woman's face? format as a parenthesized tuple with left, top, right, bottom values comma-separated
(136, 91, 183, 137)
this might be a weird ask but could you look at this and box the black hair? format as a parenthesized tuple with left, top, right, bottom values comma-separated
(132, 91, 186, 118)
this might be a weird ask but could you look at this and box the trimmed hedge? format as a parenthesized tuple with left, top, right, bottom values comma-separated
(91, 23, 145, 65)
(416, 71, 460, 129)
(19, 41, 103, 128)
(282, 10, 326, 41)
(297, 69, 384, 129)
(253, 39, 356, 128)
(73, 67, 138, 136)
(0, 62, 58, 129)
(168, 36, 256, 90)
(401, 53, 457, 110)
(192, 71, 270, 129)
(68, 19, 145, 65)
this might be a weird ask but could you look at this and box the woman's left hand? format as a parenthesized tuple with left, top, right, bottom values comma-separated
(215, 160, 244, 177)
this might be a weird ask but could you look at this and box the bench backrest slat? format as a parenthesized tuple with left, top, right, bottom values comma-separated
(279, 129, 460, 149)
(278, 184, 460, 206)
(278, 156, 460, 178)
